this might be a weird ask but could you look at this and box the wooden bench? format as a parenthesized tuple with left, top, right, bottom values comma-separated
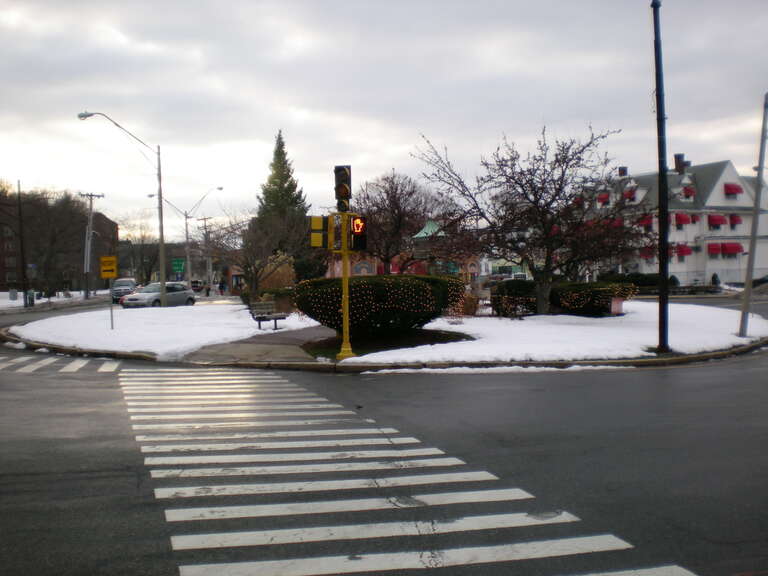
(249, 301, 288, 330)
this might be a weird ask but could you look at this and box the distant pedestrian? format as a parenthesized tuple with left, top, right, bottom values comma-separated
(218, 280, 226, 295)
(205, 284, 211, 297)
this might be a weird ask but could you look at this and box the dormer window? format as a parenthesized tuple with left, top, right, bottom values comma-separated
(724, 183, 743, 197)
(683, 186, 696, 198)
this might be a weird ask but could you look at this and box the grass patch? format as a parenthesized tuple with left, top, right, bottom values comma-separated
(301, 328, 474, 359)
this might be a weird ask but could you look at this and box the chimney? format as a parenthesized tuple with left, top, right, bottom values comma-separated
(673, 153, 687, 174)
(618, 166, 628, 177)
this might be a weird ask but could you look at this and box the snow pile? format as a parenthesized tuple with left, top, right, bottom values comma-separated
(10, 303, 318, 361)
(8, 300, 768, 364)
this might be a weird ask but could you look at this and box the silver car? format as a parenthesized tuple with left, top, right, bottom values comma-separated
(120, 282, 195, 308)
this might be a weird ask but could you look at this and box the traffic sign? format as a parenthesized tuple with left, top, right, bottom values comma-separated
(172, 258, 185, 273)
(100, 256, 117, 279)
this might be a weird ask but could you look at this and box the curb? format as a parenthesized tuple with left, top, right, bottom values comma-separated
(2, 327, 767, 374)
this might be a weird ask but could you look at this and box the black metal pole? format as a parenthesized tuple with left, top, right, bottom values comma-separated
(16, 180, 30, 307)
(651, 0, 670, 353)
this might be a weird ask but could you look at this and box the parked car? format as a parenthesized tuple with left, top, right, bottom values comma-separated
(120, 282, 195, 308)
(190, 280, 204, 292)
(111, 277, 137, 303)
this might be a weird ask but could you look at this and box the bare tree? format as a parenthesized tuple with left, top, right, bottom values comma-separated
(117, 210, 159, 284)
(354, 171, 480, 274)
(416, 128, 654, 313)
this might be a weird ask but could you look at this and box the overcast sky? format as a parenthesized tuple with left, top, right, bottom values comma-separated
(2, 0, 766, 241)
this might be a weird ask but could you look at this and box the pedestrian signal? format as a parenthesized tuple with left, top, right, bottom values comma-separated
(350, 215, 367, 251)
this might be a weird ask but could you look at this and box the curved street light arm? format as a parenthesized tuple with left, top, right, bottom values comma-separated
(78, 111, 153, 152)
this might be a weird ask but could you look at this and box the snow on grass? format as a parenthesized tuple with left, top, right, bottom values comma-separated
(341, 301, 768, 364)
(9, 302, 318, 361)
(7, 300, 768, 364)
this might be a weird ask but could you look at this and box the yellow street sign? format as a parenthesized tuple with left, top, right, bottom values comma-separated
(100, 255, 118, 279)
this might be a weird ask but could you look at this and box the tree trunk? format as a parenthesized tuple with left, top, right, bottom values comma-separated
(535, 280, 552, 314)
(383, 259, 392, 275)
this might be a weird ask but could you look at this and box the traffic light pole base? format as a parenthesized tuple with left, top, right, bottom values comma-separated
(336, 344, 356, 361)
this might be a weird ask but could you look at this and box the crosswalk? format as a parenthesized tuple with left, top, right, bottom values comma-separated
(0, 353, 121, 373)
(119, 367, 699, 576)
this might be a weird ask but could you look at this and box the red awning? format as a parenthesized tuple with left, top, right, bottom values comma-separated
(683, 186, 696, 198)
(639, 247, 655, 259)
(610, 218, 623, 228)
(691, 214, 700, 223)
(724, 183, 743, 195)
(623, 189, 636, 200)
(637, 215, 653, 227)
(721, 242, 743, 255)
(707, 244, 722, 255)
(676, 244, 693, 256)
(597, 192, 610, 204)
(674, 213, 692, 225)
(708, 214, 728, 226)
(729, 214, 743, 225)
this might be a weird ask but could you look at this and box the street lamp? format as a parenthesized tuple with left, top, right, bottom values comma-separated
(78, 110, 167, 306)
(155, 187, 222, 289)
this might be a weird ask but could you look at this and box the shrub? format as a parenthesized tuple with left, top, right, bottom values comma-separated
(551, 282, 638, 316)
(490, 279, 537, 317)
(293, 275, 464, 336)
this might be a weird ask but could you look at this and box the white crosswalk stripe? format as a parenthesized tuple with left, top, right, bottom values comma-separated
(0, 354, 121, 373)
(118, 367, 699, 576)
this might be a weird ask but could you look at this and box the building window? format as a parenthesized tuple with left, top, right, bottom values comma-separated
(2, 225, 13, 238)
(5, 271, 17, 283)
(677, 255, 686, 263)
(4, 256, 16, 268)
(4, 240, 14, 251)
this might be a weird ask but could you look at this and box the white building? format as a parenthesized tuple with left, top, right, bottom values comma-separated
(614, 158, 767, 285)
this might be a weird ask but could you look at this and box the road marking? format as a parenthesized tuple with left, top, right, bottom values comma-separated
(122, 369, 277, 374)
(125, 395, 320, 405)
(60, 359, 90, 372)
(136, 427, 399, 442)
(152, 456, 465, 479)
(145, 447, 445, 466)
(141, 436, 419, 453)
(0, 356, 34, 370)
(98, 361, 121, 372)
(178, 535, 632, 576)
(154, 470, 498, 499)
(126, 402, 340, 413)
(164, 487, 535, 522)
(130, 409, 355, 421)
(120, 386, 301, 393)
(560, 567, 699, 576)
(16, 357, 59, 373)
(172, 510, 580, 550)
(119, 376, 288, 383)
(132, 417, 376, 431)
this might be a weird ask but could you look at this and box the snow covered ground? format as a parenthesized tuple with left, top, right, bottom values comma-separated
(7, 300, 768, 364)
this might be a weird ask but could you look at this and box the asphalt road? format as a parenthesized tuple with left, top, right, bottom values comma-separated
(1, 296, 766, 575)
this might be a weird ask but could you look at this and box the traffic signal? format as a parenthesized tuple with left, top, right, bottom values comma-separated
(350, 215, 367, 251)
(334, 165, 351, 212)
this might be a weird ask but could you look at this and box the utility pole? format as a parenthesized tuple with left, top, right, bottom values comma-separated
(198, 216, 213, 294)
(79, 192, 105, 299)
(651, 0, 671, 353)
(738, 92, 768, 337)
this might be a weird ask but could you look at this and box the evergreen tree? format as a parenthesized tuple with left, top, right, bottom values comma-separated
(258, 130, 308, 219)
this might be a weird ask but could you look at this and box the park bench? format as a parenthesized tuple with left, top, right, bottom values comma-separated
(249, 301, 288, 330)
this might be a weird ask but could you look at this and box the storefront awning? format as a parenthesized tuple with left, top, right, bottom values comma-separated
(729, 214, 743, 225)
(707, 244, 722, 255)
(637, 215, 653, 227)
(676, 245, 693, 256)
(674, 213, 692, 225)
(597, 192, 610, 204)
(708, 214, 728, 226)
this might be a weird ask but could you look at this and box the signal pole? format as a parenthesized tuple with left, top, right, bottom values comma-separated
(79, 192, 105, 299)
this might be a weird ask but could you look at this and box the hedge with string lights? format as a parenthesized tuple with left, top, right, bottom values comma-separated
(293, 274, 464, 336)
